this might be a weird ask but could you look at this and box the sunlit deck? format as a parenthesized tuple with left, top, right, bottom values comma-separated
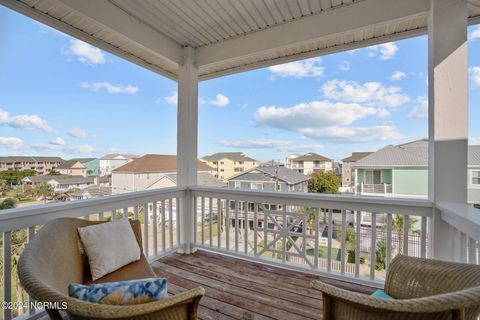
(152, 250, 375, 320)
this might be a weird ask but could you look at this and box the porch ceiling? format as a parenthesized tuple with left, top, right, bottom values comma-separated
(2, 0, 480, 81)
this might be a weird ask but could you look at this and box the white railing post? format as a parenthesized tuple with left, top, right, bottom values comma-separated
(428, 0, 468, 261)
(177, 46, 198, 254)
(360, 182, 364, 195)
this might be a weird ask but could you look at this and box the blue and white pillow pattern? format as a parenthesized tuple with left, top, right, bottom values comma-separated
(69, 278, 168, 305)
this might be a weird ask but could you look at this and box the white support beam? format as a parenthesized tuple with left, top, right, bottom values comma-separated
(196, 0, 430, 69)
(428, 0, 468, 261)
(53, 0, 183, 66)
(177, 47, 198, 254)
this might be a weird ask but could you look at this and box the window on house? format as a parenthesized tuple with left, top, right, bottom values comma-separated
(472, 171, 480, 185)
(365, 170, 381, 184)
(276, 184, 281, 191)
(250, 183, 263, 190)
(234, 181, 241, 189)
(238, 161, 243, 165)
(220, 161, 224, 165)
(220, 169, 224, 172)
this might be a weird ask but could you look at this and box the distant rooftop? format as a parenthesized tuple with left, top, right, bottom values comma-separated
(342, 152, 373, 162)
(201, 152, 256, 162)
(0, 156, 64, 163)
(23, 175, 109, 184)
(113, 154, 212, 173)
(100, 154, 140, 160)
(291, 152, 331, 162)
(56, 158, 94, 169)
(230, 165, 309, 185)
(157, 172, 225, 188)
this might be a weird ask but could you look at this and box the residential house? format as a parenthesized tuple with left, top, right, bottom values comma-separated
(353, 140, 480, 207)
(57, 158, 95, 177)
(200, 152, 258, 181)
(0, 156, 64, 175)
(69, 185, 112, 200)
(22, 175, 110, 194)
(228, 165, 309, 193)
(99, 154, 139, 176)
(112, 154, 216, 194)
(341, 152, 373, 188)
(83, 158, 100, 176)
(285, 152, 333, 175)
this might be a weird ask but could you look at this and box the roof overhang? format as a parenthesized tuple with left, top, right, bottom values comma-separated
(2, 0, 480, 81)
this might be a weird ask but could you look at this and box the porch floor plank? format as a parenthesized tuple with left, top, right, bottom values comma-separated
(152, 249, 376, 320)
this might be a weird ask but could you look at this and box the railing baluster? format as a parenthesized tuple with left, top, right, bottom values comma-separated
(314, 208, 319, 269)
(327, 209, 333, 273)
(282, 205, 287, 263)
(244, 201, 249, 254)
(169, 199, 174, 249)
(201, 197, 205, 246)
(176, 197, 181, 246)
(460, 232, 467, 263)
(421, 216, 427, 258)
(152, 201, 158, 256)
(386, 213, 393, 270)
(226, 199, 230, 251)
(370, 213, 377, 281)
(254, 203, 258, 257)
(2, 231, 12, 320)
(193, 197, 197, 245)
(340, 210, 347, 274)
(217, 198, 222, 248)
(134, 206, 139, 220)
(161, 200, 166, 252)
(111, 209, 116, 221)
(209, 197, 213, 247)
(143, 203, 149, 256)
(403, 215, 409, 256)
(235, 200, 239, 252)
(263, 204, 267, 257)
(355, 210, 361, 277)
(468, 238, 477, 264)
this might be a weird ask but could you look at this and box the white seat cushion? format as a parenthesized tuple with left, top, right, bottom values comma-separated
(78, 219, 141, 281)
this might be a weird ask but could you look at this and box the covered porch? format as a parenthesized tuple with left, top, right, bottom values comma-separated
(1, 0, 480, 319)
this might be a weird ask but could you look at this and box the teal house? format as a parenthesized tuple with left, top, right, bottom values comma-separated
(83, 158, 100, 177)
(353, 140, 480, 207)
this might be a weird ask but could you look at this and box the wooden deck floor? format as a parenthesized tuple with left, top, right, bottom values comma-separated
(151, 250, 375, 320)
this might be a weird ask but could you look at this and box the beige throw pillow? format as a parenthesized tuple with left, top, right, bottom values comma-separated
(78, 219, 141, 281)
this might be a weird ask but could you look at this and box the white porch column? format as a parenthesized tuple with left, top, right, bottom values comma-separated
(177, 46, 198, 254)
(428, 0, 468, 260)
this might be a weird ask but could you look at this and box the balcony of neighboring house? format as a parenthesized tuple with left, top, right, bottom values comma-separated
(1, 0, 480, 320)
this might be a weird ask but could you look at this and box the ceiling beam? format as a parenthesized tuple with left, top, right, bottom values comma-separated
(196, 0, 430, 69)
(54, 0, 183, 66)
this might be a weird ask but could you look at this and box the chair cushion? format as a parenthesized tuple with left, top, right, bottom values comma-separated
(370, 290, 394, 299)
(69, 278, 168, 305)
(78, 218, 141, 281)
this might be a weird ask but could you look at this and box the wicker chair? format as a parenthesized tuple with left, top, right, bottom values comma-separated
(18, 217, 204, 320)
(312, 255, 480, 320)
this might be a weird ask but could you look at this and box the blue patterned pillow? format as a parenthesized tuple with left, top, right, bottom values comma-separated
(69, 278, 168, 305)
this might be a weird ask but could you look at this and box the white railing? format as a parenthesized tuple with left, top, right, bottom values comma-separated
(436, 202, 480, 264)
(357, 183, 393, 195)
(0, 187, 184, 320)
(190, 186, 432, 286)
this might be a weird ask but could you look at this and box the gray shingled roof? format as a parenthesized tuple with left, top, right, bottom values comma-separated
(23, 175, 109, 184)
(342, 152, 373, 162)
(0, 156, 63, 163)
(291, 152, 331, 162)
(230, 165, 309, 184)
(162, 172, 226, 187)
(201, 152, 256, 162)
(354, 139, 480, 167)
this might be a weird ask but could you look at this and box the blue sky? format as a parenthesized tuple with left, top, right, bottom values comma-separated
(0, 5, 479, 162)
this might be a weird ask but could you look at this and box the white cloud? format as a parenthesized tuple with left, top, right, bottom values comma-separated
(300, 125, 402, 142)
(408, 96, 428, 119)
(322, 79, 409, 108)
(268, 58, 324, 78)
(0, 137, 25, 150)
(253, 99, 402, 143)
(391, 71, 406, 81)
(469, 67, 480, 86)
(0, 109, 52, 132)
(339, 61, 350, 71)
(469, 26, 480, 41)
(163, 92, 178, 105)
(368, 42, 398, 60)
(220, 139, 323, 152)
(32, 143, 96, 154)
(50, 137, 66, 146)
(254, 100, 378, 131)
(208, 94, 230, 107)
(82, 82, 138, 94)
(68, 128, 88, 138)
(64, 39, 106, 65)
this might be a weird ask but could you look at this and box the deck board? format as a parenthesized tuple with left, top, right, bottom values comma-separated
(152, 250, 376, 320)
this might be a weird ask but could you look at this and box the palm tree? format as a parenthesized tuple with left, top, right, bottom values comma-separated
(34, 182, 54, 204)
(392, 214, 417, 255)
